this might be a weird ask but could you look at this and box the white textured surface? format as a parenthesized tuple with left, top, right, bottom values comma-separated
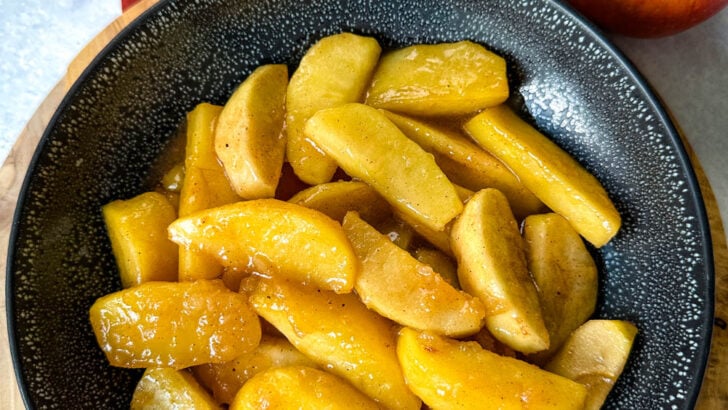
(0, 0, 119, 163)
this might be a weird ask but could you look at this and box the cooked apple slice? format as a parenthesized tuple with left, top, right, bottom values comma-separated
(397, 327, 587, 410)
(343, 212, 485, 337)
(102, 191, 178, 288)
(286, 33, 381, 184)
(180, 165, 240, 215)
(453, 183, 475, 202)
(215, 64, 288, 199)
(249, 276, 421, 410)
(178, 166, 240, 281)
(372, 215, 416, 251)
(450, 188, 549, 354)
(385, 184, 473, 257)
(161, 162, 184, 193)
(383, 110, 544, 219)
(89, 280, 261, 369)
(179, 103, 241, 281)
(304, 103, 462, 232)
(288, 180, 391, 224)
(365, 41, 509, 116)
(168, 199, 357, 294)
(464, 104, 621, 247)
(413, 247, 459, 289)
(545, 320, 638, 410)
(229, 366, 380, 410)
(523, 213, 598, 363)
(131, 368, 220, 410)
(383, 184, 471, 257)
(393, 208, 454, 256)
(180, 103, 240, 211)
(193, 335, 318, 404)
(471, 326, 517, 358)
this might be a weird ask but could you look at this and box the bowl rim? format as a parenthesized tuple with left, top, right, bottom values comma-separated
(5, 0, 715, 408)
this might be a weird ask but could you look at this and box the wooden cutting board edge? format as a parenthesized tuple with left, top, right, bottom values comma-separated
(674, 119, 728, 409)
(0, 0, 725, 408)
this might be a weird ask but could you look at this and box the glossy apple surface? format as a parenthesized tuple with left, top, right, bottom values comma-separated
(568, 0, 728, 37)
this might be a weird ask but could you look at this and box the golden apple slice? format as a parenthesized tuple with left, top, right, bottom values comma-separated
(168, 199, 357, 294)
(288, 180, 391, 224)
(393, 208, 454, 256)
(397, 327, 587, 410)
(365, 41, 509, 116)
(342, 212, 485, 337)
(180, 104, 242, 212)
(215, 64, 288, 199)
(182, 104, 224, 173)
(131, 368, 220, 410)
(193, 335, 318, 404)
(180, 103, 239, 202)
(178, 244, 222, 282)
(450, 188, 549, 354)
(179, 103, 241, 281)
(523, 213, 598, 364)
(372, 215, 416, 251)
(180, 166, 240, 215)
(229, 366, 380, 410)
(453, 183, 475, 202)
(286, 33, 381, 184)
(102, 191, 178, 288)
(89, 280, 261, 369)
(413, 247, 459, 289)
(386, 184, 471, 257)
(464, 104, 621, 247)
(157, 189, 180, 213)
(304, 103, 462, 232)
(472, 326, 517, 358)
(383, 110, 544, 219)
(249, 276, 421, 410)
(179, 166, 240, 282)
(160, 162, 184, 192)
(545, 320, 638, 410)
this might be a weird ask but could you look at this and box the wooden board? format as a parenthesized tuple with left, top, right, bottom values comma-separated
(0, 0, 726, 408)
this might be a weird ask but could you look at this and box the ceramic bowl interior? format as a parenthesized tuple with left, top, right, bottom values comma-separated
(7, 0, 713, 408)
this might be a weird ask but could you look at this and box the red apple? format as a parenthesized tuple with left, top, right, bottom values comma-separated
(567, 0, 728, 38)
(121, 0, 142, 12)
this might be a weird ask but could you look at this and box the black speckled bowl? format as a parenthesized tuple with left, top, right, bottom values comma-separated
(7, 0, 714, 408)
